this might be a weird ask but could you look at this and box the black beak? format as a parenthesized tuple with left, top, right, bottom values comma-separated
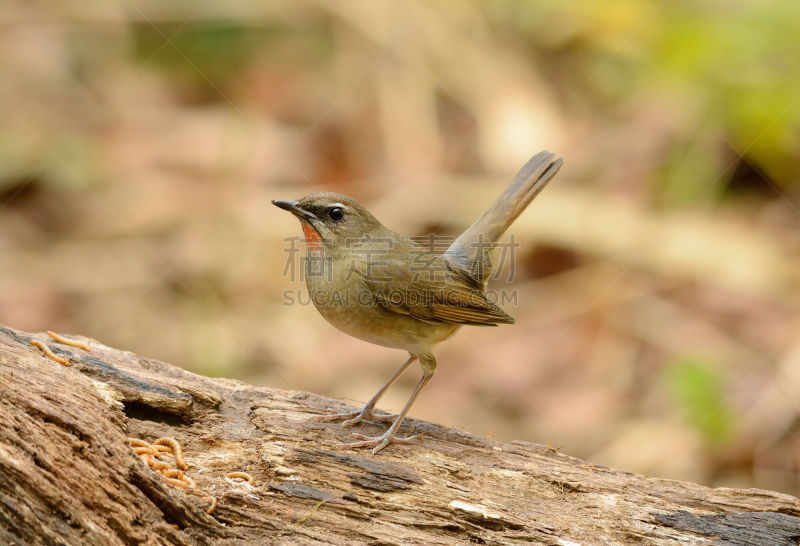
(272, 200, 316, 221)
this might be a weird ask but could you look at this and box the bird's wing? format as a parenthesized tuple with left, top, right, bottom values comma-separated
(361, 253, 515, 326)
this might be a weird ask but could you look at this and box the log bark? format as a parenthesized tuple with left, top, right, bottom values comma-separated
(1, 323, 799, 545)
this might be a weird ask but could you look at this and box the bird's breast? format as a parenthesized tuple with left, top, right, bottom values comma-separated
(302, 252, 457, 352)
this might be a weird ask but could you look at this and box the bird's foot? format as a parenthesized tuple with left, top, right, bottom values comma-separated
(337, 429, 420, 455)
(311, 406, 397, 427)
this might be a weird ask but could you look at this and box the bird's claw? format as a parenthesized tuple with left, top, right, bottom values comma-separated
(311, 407, 397, 426)
(337, 431, 421, 455)
(344, 410, 398, 426)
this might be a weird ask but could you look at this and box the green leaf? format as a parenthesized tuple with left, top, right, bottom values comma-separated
(661, 356, 734, 445)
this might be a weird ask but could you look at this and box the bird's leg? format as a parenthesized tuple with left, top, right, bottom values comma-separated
(311, 354, 417, 426)
(338, 354, 435, 455)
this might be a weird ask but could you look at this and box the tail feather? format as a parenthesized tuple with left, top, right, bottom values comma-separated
(444, 151, 563, 287)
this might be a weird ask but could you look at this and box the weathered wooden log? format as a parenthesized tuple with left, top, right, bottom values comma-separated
(1, 323, 799, 545)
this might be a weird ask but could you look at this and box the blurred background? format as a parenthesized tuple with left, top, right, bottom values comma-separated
(2, 0, 799, 495)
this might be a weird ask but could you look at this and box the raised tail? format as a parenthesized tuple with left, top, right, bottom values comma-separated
(444, 150, 563, 287)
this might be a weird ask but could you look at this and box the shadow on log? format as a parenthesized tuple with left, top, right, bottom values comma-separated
(1, 323, 799, 544)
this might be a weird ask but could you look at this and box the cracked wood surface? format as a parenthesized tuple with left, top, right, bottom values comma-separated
(1, 323, 799, 545)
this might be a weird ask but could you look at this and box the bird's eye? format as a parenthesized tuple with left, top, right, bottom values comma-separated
(327, 206, 344, 222)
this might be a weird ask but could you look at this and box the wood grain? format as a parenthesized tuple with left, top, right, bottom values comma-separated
(1, 323, 798, 545)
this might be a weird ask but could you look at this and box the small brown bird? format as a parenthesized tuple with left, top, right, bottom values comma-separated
(273, 151, 563, 454)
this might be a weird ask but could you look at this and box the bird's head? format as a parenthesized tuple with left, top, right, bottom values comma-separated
(272, 192, 384, 250)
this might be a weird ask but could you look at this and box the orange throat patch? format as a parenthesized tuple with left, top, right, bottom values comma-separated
(301, 221, 322, 249)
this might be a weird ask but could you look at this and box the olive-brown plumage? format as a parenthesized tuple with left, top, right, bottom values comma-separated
(273, 150, 563, 454)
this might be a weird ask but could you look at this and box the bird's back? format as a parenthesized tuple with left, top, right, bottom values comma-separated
(357, 231, 515, 327)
